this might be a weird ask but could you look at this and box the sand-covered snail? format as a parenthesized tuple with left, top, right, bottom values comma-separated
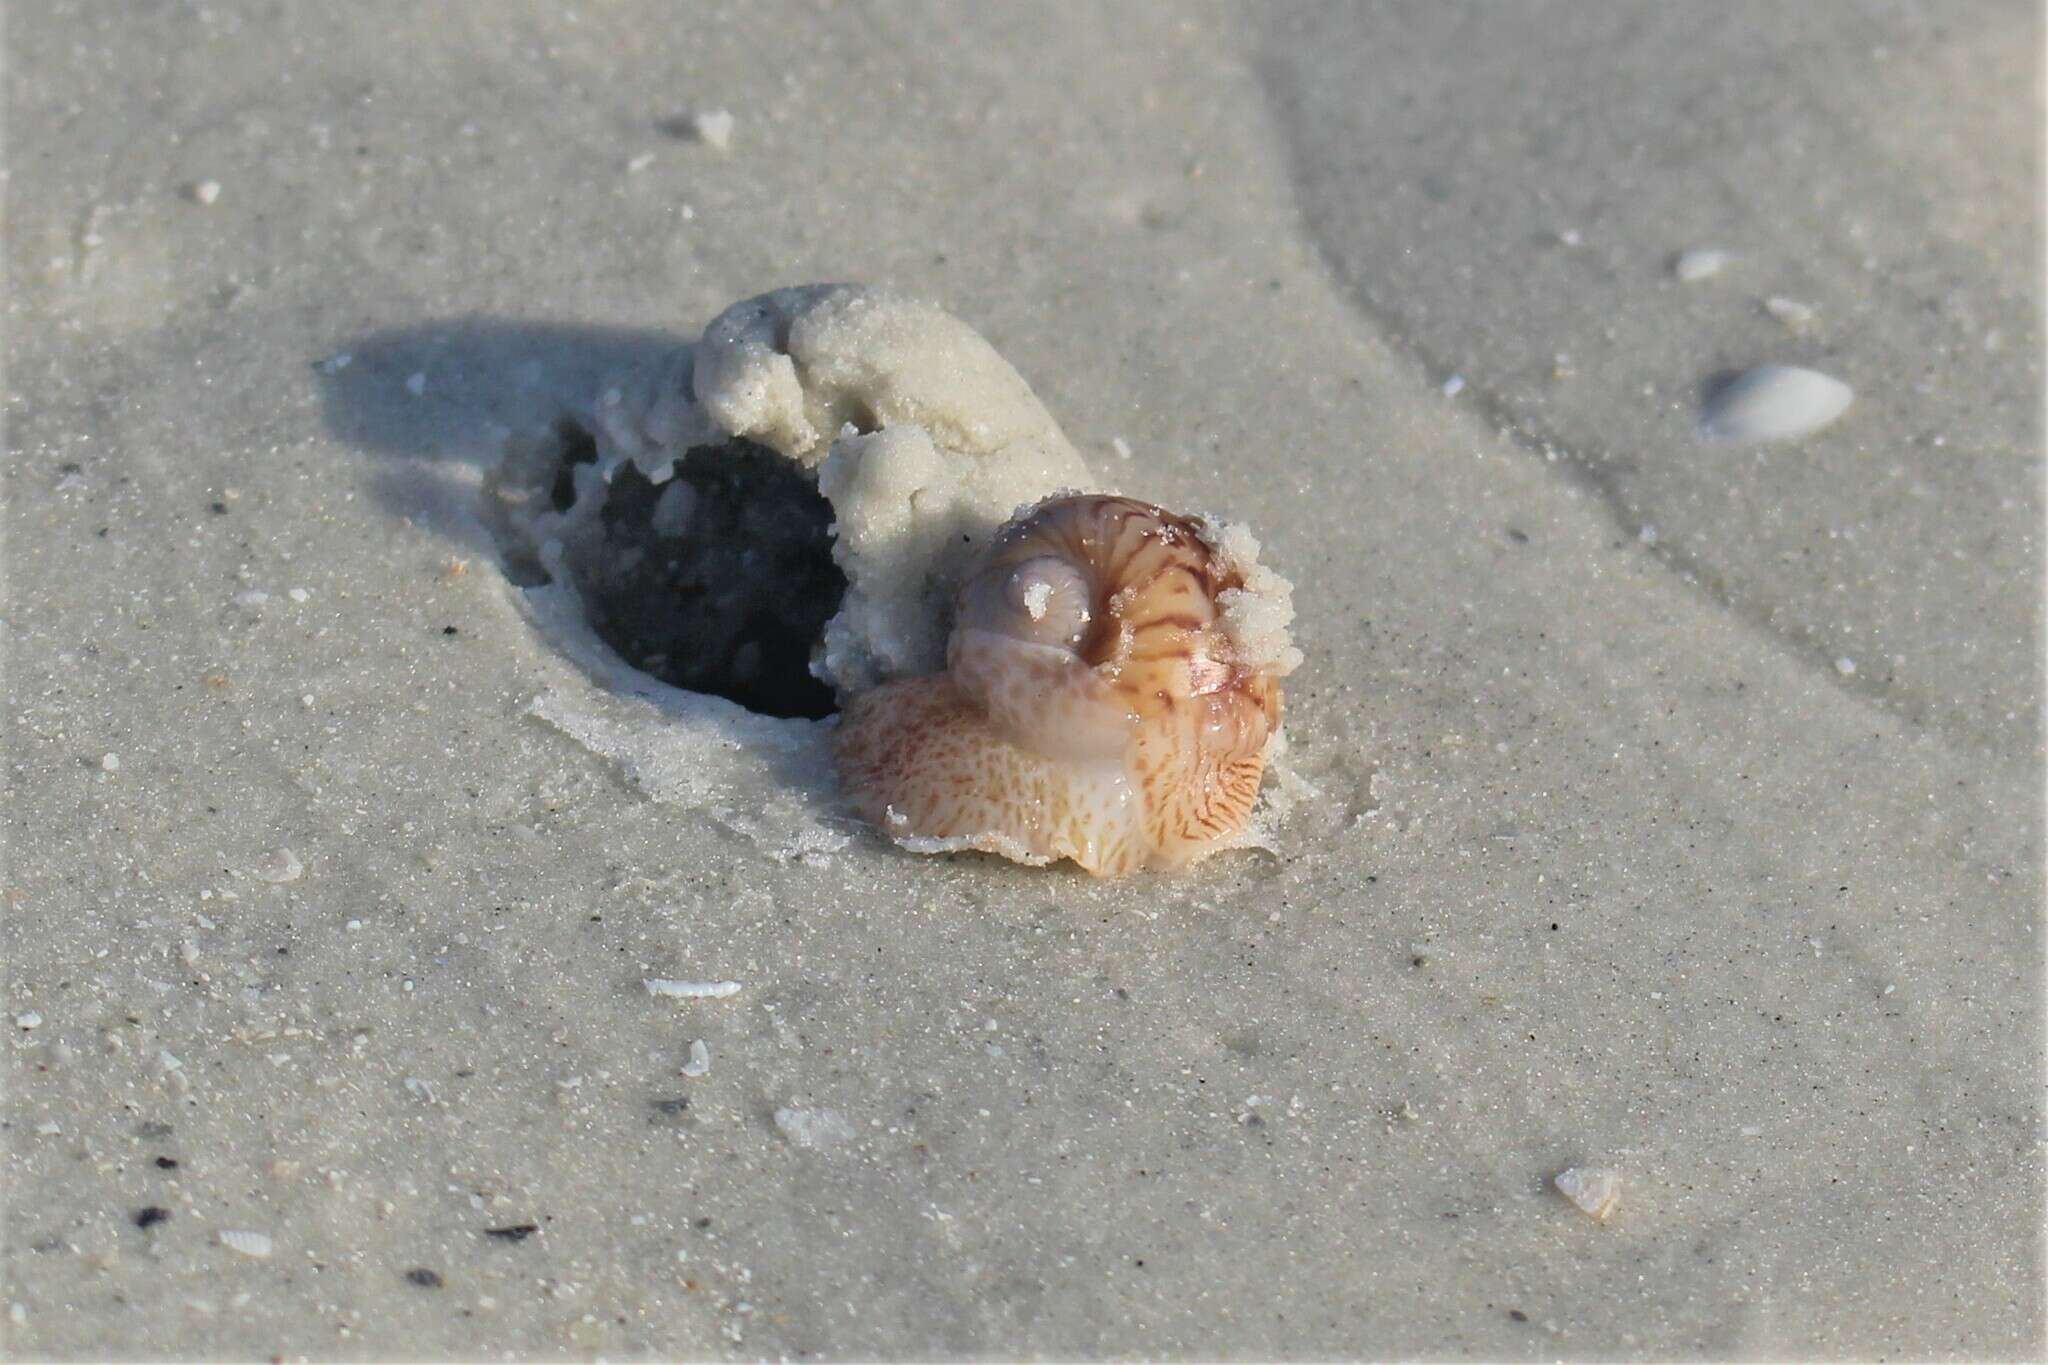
(835, 493, 1301, 876)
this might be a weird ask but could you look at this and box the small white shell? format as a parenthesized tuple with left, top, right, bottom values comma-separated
(1554, 1167, 1622, 1221)
(1698, 365, 1852, 444)
(644, 978, 741, 999)
(1673, 248, 1730, 282)
(219, 1228, 274, 1258)
(252, 849, 303, 883)
(773, 1106, 855, 1149)
(1763, 296, 1818, 333)
(692, 109, 735, 152)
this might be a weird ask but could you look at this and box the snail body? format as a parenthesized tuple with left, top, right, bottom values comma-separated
(834, 494, 1298, 876)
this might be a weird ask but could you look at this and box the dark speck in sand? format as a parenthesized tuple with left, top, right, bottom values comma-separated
(404, 1267, 444, 1288)
(484, 1224, 538, 1242)
(1508, 1309, 1529, 1323)
(1507, 527, 1529, 543)
(134, 1206, 170, 1229)
(210, 502, 228, 515)
(442, 625, 459, 636)
(155, 1156, 178, 1170)
(650, 1097, 690, 1117)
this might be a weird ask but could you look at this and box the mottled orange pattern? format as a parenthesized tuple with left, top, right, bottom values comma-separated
(833, 495, 1289, 876)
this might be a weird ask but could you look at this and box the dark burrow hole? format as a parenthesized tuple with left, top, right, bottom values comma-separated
(549, 418, 599, 512)
(554, 425, 847, 719)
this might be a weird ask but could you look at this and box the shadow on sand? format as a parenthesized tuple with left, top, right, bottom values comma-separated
(312, 316, 691, 559)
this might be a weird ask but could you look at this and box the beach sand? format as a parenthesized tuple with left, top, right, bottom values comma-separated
(5, 2, 2041, 1356)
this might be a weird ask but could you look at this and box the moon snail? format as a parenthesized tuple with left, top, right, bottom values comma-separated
(833, 493, 1302, 876)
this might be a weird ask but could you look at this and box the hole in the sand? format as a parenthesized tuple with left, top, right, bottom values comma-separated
(549, 418, 599, 512)
(548, 429, 847, 720)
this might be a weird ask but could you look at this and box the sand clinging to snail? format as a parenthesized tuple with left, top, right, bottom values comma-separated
(523, 284, 1298, 876)
(583, 284, 1096, 695)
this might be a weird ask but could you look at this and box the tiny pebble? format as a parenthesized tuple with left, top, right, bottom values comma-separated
(1835, 656, 1857, 676)
(191, 180, 221, 206)
(99, 753, 120, 772)
(16, 1012, 42, 1030)
(405, 371, 427, 397)
(1441, 374, 1465, 397)
(1111, 437, 1133, 460)
(404, 1267, 443, 1289)
(681, 1039, 711, 1077)
(288, 588, 310, 604)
